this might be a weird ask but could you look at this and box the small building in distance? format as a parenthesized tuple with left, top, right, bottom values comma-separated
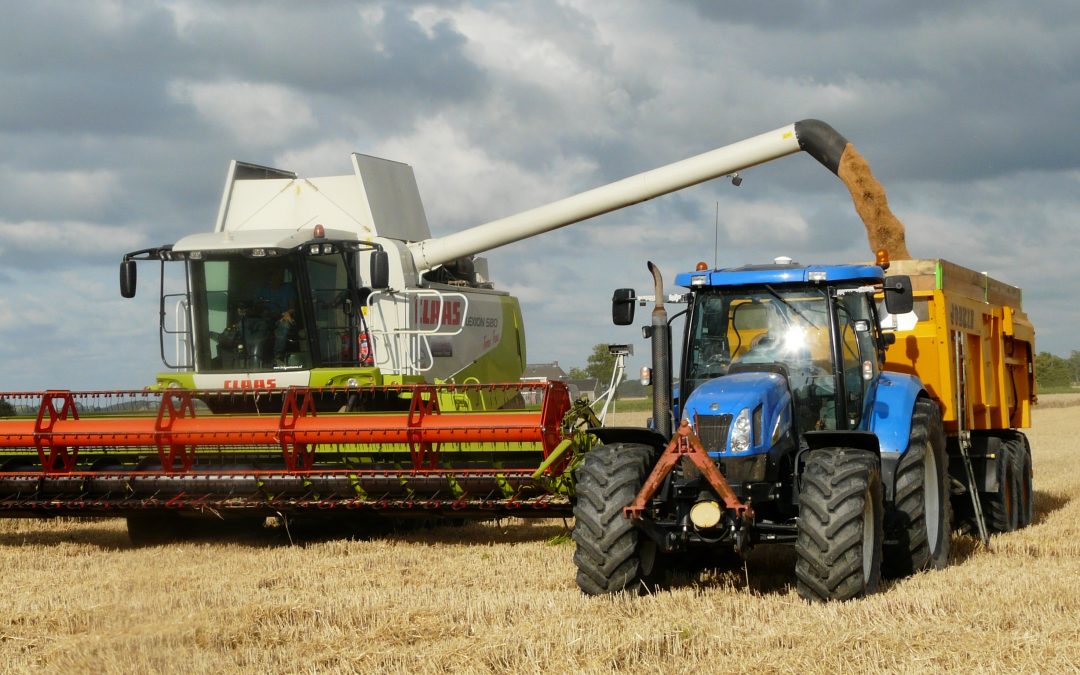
(521, 362, 590, 403)
(522, 362, 569, 383)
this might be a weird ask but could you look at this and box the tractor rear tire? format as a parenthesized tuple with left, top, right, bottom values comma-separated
(572, 443, 661, 595)
(795, 449, 883, 602)
(1007, 434, 1034, 528)
(982, 437, 1019, 533)
(884, 398, 951, 578)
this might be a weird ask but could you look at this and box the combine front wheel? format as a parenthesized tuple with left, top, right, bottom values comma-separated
(795, 449, 883, 602)
(572, 443, 661, 594)
(884, 398, 951, 577)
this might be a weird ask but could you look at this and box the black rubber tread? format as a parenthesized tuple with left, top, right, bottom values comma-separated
(1006, 434, 1034, 528)
(982, 437, 1019, 533)
(795, 449, 883, 602)
(883, 398, 952, 578)
(572, 443, 655, 595)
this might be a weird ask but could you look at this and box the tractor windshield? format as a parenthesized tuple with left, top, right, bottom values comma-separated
(187, 251, 363, 372)
(684, 286, 837, 430)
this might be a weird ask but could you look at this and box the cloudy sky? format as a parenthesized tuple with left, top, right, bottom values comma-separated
(2, 0, 1078, 390)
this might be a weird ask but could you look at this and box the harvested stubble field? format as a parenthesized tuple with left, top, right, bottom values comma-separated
(2, 399, 1080, 673)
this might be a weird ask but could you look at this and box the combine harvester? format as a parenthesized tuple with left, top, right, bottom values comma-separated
(0, 121, 1035, 594)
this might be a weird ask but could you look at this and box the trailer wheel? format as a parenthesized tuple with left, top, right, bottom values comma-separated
(884, 398, 951, 577)
(572, 443, 660, 595)
(1006, 434, 1034, 528)
(795, 449, 883, 602)
(983, 437, 1019, 533)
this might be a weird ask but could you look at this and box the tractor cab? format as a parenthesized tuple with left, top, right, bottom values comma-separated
(678, 263, 895, 436)
(612, 258, 912, 500)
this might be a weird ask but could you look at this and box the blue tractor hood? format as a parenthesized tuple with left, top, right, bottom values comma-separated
(682, 371, 793, 457)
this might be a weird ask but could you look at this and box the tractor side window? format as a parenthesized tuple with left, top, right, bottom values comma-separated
(837, 292, 879, 428)
(688, 295, 731, 381)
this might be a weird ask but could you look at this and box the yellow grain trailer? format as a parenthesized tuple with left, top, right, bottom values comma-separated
(884, 258, 1035, 538)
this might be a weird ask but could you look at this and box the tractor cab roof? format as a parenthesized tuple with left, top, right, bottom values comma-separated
(675, 260, 885, 289)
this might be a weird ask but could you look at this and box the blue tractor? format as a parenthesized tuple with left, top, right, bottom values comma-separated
(573, 257, 951, 602)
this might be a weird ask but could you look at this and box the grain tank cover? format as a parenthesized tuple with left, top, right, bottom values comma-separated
(212, 154, 431, 242)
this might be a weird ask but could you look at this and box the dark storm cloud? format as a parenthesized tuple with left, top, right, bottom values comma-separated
(0, 0, 491, 265)
(676, 1, 1080, 182)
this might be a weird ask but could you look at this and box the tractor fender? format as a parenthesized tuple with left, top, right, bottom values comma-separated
(587, 427, 668, 454)
(866, 371, 927, 501)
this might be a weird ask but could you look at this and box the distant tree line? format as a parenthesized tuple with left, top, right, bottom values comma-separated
(1035, 351, 1080, 389)
(570, 346, 1079, 394)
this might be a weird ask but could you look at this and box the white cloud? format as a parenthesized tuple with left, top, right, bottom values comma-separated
(168, 79, 317, 145)
(0, 220, 145, 263)
(370, 116, 598, 231)
(0, 169, 119, 219)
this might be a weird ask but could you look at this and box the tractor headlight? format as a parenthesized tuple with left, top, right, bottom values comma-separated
(731, 407, 751, 452)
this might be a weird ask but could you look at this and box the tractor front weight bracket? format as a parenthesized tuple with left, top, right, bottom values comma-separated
(623, 419, 755, 524)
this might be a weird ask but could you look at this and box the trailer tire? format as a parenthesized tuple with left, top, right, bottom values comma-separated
(1006, 434, 1034, 528)
(884, 398, 951, 577)
(572, 443, 660, 595)
(795, 449, 883, 602)
(983, 437, 1019, 533)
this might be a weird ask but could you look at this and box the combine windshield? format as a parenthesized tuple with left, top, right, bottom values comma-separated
(188, 251, 363, 372)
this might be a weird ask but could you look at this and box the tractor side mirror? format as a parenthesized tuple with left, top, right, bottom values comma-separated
(612, 288, 636, 325)
(370, 250, 390, 290)
(120, 260, 137, 298)
(883, 275, 913, 315)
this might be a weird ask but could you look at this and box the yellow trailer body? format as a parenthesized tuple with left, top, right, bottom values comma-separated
(883, 258, 1035, 433)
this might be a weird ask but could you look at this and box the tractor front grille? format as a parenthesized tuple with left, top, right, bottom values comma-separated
(695, 414, 732, 453)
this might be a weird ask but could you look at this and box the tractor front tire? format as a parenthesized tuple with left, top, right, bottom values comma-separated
(795, 449, 883, 602)
(573, 443, 660, 595)
(884, 398, 951, 578)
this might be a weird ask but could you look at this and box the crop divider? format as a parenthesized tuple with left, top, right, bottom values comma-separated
(34, 390, 80, 474)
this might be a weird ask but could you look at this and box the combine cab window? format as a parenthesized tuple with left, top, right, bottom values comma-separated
(188, 251, 364, 372)
(189, 257, 310, 371)
(304, 254, 362, 367)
